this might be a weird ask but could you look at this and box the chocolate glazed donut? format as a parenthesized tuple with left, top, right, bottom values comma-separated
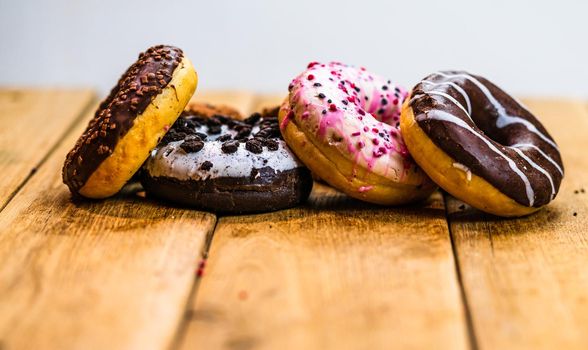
(401, 71, 563, 216)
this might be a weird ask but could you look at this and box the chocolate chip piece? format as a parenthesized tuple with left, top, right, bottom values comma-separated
(263, 139, 279, 151)
(184, 134, 202, 142)
(254, 130, 268, 138)
(212, 114, 230, 124)
(217, 134, 232, 142)
(162, 131, 187, 143)
(221, 140, 240, 154)
(244, 112, 261, 125)
(184, 119, 198, 129)
(195, 132, 207, 140)
(180, 140, 204, 153)
(245, 139, 263, 154)
(208, 125, 221, 134)
(233, 122, 250, 131)
(256, 127, 280, 139)
(200, 160, 213, 171)
(176, 124, 195, 134)
(206, 117, 221, 127)
(235, 127, 252, 139)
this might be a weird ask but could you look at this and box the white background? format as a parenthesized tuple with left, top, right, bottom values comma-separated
(1, 0, 587, 98)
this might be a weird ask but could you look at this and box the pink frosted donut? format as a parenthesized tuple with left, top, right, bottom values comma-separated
(279, 62, 436, 205)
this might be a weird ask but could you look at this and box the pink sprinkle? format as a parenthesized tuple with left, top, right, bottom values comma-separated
(357, 141, 365, 149)
(363, 126, 369, 132)
(372, 138, 380, 145)
(373, 149, 384, 158)
(307, 74, 315, 81)
(331, 70, 337, 75)
(163, 125, 170, 131)
(307, 61, 319, 68)
(301, 111, 310, 119)
(357, 109, 365, 116)
(347, 96, 355, 103)
(351, 131, 361, 137)
(329, 104, 337, 112)
(358, 185, 373, 193)
(372, 128, 379, 133)
(393, 98, 399, 105)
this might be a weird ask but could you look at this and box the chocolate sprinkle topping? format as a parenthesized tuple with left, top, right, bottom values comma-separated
(63, 45, 184, 192)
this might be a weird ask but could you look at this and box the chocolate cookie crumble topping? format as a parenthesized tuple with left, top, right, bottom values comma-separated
(63, 45, 184, 192)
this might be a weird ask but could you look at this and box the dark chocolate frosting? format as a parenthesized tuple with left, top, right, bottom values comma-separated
(142, 167, 313, 214)
(409, 71, 563, 207)
(62, 45, 184, 193)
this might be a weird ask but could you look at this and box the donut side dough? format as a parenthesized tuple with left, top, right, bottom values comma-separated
(79, 57, 198, 198)
(279, 101, 436, 205)
(400, 102, 539, 217)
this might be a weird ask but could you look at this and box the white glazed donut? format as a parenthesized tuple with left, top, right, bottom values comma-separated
(141, 104, 313, 214)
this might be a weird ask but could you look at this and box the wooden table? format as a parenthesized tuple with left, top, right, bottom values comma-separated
(0, 88, 586, 350)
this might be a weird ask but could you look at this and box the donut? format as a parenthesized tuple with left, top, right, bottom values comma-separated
(62, 45, 197, 198)
(141, 104, 313, 214)
(400, 71, 564, 217)
(279, 62, 436, 205)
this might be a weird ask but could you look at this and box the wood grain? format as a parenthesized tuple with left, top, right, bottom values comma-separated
(0, 88, 95, 210)
(447, 98, 588, 350)
(179, 98, 468, 350)
(0, 91, 255, 350)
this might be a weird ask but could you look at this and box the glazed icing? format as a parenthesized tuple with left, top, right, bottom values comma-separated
(283, 62, 427, 185)
(145, 124, 302, 180)
(410, 71, 564, 207)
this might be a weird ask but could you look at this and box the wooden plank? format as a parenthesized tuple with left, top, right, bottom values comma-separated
(0, 91, 255, 350)
(178, 97, 469, 350)
(0, 88, 95, 210)
(447, 98, 588, 350)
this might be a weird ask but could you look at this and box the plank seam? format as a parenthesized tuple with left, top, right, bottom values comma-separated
(0, 93, 97, 213)
(443, 193, 480, 350)
(168, 216, 219, 350)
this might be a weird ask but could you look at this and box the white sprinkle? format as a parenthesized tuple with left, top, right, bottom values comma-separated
(453, 162, 472, 181)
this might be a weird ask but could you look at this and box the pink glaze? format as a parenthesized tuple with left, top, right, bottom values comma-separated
(358, 185, 374, 193)
(282, 61, 423, 185)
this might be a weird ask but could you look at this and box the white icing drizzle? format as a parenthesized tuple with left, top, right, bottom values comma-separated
(429, 110, 535, 206)
(452, 162, 472, 181)
(435, 71, 559, 150)
(511, 147, 556, 198)
(425, 91, 472, 121)
(510, 143, 564, 175)
(421, 80, 472, 114)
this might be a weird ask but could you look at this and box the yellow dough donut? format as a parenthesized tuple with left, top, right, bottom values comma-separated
(279, 62, 436, 205)
(401, 71, 564, 217)
(62, 45, 197, 198)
